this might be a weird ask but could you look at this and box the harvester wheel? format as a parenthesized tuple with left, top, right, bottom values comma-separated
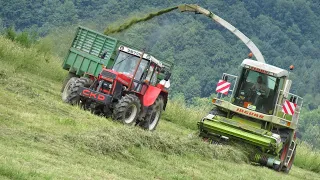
(61, 72, 77, 93)
(140, 97, 164, 131)
(62, 77, 77, 102)
(274, 142, 288, 172)
(274, 141, 297, 173)
(113, 94, 141, 125)
(283, 146, 297, 173)
(65, 77, 93, 105)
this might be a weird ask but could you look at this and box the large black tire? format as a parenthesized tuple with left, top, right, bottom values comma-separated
(61, 72, 77, 92)
(65, 77, 93, 105)
(273, 141, 296, 173)
(283, 146, 297, 173)
(140, 97, 164, 131)
(61, 77, 77, 102)
(113, 94, 141, 125)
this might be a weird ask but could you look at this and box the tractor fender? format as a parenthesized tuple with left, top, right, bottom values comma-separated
(159, 91, 168, 110)
(143, 86, 162, 107)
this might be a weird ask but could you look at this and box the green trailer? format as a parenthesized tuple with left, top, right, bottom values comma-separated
(62, 26, 133, 77)
(62, 26, 172, 81)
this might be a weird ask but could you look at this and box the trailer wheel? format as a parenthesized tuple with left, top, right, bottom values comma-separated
(61, 72, 77, 92)
(62, 77, 77, 102)
(140, 97, 164, 131)
(113, 94, 141, 125)
(65, 77, 93, 105)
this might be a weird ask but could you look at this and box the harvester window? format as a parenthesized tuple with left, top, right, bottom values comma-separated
(233, 68, 279, 114)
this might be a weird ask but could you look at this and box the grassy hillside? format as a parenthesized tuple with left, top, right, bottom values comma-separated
(0, 37, 319, 179)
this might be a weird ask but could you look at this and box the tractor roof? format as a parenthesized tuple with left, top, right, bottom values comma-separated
(241, 59, 289, 78)
(119, 46, 163, 67)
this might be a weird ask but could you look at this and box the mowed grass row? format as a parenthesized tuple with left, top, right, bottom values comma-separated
(0, 36, 319, 179)
(0, 62, 248, 179)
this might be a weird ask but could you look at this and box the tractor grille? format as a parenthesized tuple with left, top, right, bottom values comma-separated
(102, 81, 112, 91)
(101, 70, 116, 79)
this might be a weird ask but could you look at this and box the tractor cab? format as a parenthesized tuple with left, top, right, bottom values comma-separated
(102, 46, 166, 94)
(232, 59, 288, 115)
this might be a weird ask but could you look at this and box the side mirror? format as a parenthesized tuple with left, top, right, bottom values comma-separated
(160, 69, 166, 73)
(100, 50, 108, 59)
(164, 72, 171, 81)
(223, 75, 228, 81)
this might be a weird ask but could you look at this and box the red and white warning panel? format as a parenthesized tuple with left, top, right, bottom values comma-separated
(216, 80, 231, 95)
(282, 100, 297, 115)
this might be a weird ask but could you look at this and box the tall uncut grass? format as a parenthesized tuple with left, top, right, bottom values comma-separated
(162, 100, 211, 130)
(295, 142, 320, 173)
(0, 36, 65, 81)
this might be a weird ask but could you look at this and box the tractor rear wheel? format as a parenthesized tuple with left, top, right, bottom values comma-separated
(140, 97, 164, 131)
(62, 77, 77, 102)
(113, 94, 141, 125)
(65, 77, 93, 105)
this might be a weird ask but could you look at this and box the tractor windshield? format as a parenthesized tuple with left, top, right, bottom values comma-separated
(113, 51, 149, 80)
(233, 68, 282, 115)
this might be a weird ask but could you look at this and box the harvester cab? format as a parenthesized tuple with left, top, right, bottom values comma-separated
(199, 58, 303, 173)
(233, 59, 289, 115)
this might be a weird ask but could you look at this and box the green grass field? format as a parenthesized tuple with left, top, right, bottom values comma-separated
(0, 37, 319, 179)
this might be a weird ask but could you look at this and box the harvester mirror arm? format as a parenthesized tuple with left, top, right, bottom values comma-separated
(178, 4, 266, 63)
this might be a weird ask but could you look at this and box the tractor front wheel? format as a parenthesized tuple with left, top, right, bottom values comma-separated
(62, 77, 77, 102)
(65, 77, 93, 105)
(140, 97, 164, 131)
(61, 72, 77, 93)
(113, 94, 141, 125)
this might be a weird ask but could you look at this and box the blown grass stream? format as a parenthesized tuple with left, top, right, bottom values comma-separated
(104, 6, 178, 35)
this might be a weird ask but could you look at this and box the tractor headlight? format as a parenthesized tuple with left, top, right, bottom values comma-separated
(102, 82, 112, 90)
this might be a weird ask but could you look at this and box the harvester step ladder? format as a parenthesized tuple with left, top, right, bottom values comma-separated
(284, 140, 296, 166)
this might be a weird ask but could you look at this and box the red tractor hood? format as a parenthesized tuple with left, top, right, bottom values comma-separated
(102, 69, 132, 87)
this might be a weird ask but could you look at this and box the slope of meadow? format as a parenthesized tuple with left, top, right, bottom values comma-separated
(0, 37, 319, 179)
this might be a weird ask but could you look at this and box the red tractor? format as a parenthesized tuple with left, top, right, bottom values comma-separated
(64, 46, 171, 130)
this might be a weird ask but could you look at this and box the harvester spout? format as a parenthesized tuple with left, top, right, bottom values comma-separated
(178, 4, 266, 63)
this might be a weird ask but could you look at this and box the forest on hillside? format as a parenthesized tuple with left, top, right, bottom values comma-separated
(1, 0, 320, 148)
